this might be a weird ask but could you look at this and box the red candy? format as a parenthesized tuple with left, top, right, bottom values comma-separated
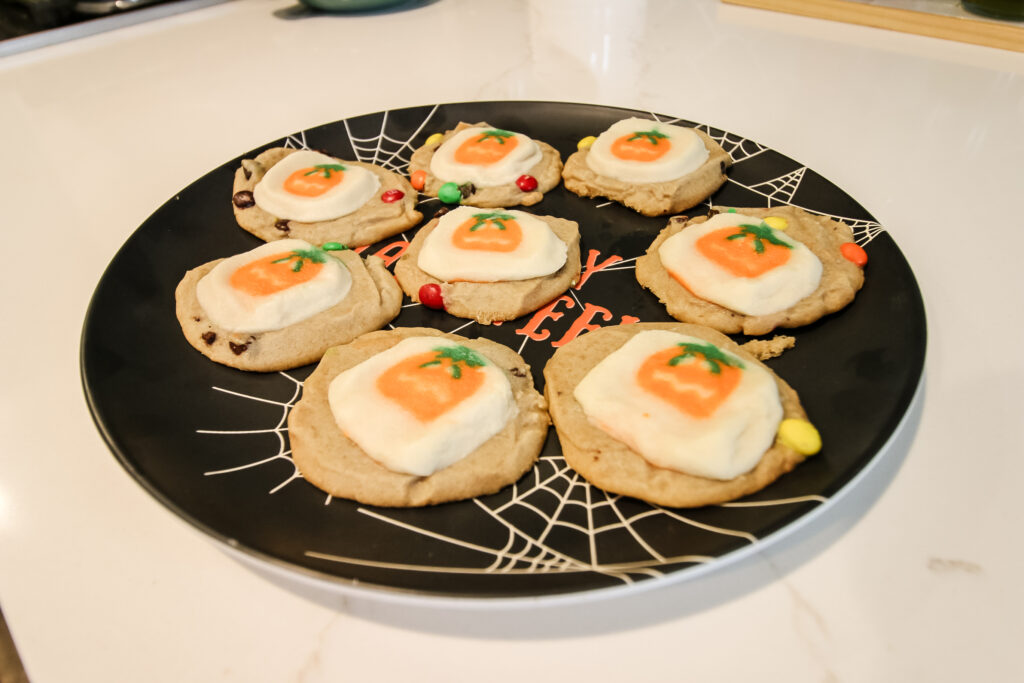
(410, 170, 427, 191)
(840, 242, 868, 267)
(418, 283, 445, 310)
(515, 174, 538, 192)
(381, 189, 405, 203)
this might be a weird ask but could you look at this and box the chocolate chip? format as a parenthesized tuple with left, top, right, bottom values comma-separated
(193, 316, 201, 322)
(706, 207, 720, 218)
(433, 207, 450, 218)
(201, 332, 216, 345)
(274, 219, 290, 232)
(228, 341, 248, 355)
(458, 183, 476, 199)
(232, 191, 255, 209)
(510, 367, 526, 378)
(242, 166, 252, 181)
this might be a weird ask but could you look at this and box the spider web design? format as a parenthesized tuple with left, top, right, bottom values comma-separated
(274, 106, 441, 178)
(193, 104, 848, 588)
(745, 166, 806, 207)
(199, 373, 303, 494)
(195, 265, 826, 587)
(342, 105, 440, 176)
(648, 112, 769, 165)
(726, 167, 884, 246)
(327, 457, 828, 584)
(597, 112, 887, 247)
(275, 106, 884, 247)
(197, 371, 826, 585)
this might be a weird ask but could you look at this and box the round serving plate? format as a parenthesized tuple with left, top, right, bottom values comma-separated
(81, 101, 926, 602)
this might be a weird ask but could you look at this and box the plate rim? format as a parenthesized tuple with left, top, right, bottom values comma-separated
(80, 99, 928, 603)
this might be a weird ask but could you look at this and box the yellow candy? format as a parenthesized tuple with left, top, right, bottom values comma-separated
(778, 418, 821, 455)
(425, 133, 444, 147)
(577, 135, 597, 150)
(763, 216, 788, 231)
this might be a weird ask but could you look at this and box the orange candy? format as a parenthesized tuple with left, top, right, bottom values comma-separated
(840, 242, 868, 267)
(229, 252, 323, 297)
(410, 169, 427, 191)
(376, 351, 484, 422)
(697, 225, 792, 278)
(611, 130, 671, 162)
(450, 212, 523, 253)
(283, 164, 345, 197)
(636, 345, 742, 419)
(454, 129, 519, 166)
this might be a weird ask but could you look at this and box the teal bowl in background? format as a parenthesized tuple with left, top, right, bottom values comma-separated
(299, 0, 412, 11)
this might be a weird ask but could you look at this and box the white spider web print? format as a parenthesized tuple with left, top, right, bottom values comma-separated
(197, 373, 826, 584)
(726, 167, 883, 247)
(649, 111, 884, 247)
(649, 112, 769, 165)
(278, 106, 440, 177)
(278, 106, 884, 246)
(194, 105, 869, 587)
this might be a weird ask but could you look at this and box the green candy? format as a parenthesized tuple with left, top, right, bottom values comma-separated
(438, 182, 462, 204)
(321, 242, 347, 251)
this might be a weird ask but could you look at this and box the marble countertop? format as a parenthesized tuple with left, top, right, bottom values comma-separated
(1, 0, 1022, 680)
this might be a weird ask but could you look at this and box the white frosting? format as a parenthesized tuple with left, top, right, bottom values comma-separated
(429, 127, 542, 187)
(573, 330, 782, 480)
(416, 206, 568, 282)
(328, 337, 517, 476)
(196, 239, 351, 334)
(659, 213, 823, 316)
(585, 117, 709, 183)
(253, 150, 380, 222)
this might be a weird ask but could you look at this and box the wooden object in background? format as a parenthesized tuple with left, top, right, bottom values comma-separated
(721, 0, 1024, 52)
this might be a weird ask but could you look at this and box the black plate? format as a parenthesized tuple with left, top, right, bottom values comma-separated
(81, 101, 926, 601)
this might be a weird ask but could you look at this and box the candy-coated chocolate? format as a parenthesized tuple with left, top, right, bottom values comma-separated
(381, 189, 405, 203)
(410, 170, 427, 191)
(438, 182, 462, 204)
(515, 174, 538, 192)
(425, 133, 444, 147)
(418, 283, 445, 310)
(577, 135, 597, 150)
(778, 418, 821, 455)
(763, 216, 788, 231)
(840, 242, 868, 267)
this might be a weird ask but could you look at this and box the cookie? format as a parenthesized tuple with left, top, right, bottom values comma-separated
(636, 206, 866, 336)
(289, 327, 550, 507)
(544, 323, 816, 508)
(407, 122, 563, 208)
(175, 242, 401, 371)
(231, 147, 422, 247)
(562, 118, 731, 216)
(393, 206, 582, 324)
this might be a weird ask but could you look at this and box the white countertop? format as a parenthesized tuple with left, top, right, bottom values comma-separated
(2, 0, 1022, 680)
